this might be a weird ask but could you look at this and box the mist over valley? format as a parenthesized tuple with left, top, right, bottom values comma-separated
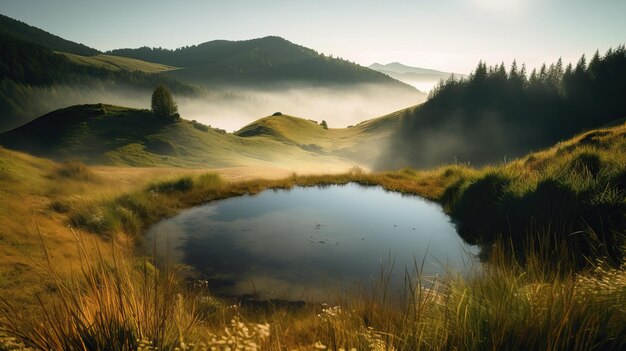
(1, 3, 625, 350)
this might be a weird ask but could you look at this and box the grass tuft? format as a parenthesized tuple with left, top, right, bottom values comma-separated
(55, 160, 94, 180)
(149, 177, 194, 193)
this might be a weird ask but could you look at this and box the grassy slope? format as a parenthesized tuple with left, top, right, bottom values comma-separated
(235, 109, 405, 165)
(0, 146, 296, 311)
(60, 52, 178, 73)
(1, 120, 625, 349)
(0, 148, 112, 315)
(449, 119, 626, 260)
(0, 104, 394, 171)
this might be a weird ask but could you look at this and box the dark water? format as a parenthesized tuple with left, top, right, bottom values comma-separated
(145, 183, 477, 301)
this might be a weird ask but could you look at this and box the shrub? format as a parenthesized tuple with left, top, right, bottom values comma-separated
(191, 121, 209, 132)
(149, 177, 194, 193)
(50, 199, 71, 213)
(56, 160, 93, 180)
(568, 151, 603, 178)
(440, 179, 468, 212)
(145, 138, 175, 155)
(450, 172, 511, 244)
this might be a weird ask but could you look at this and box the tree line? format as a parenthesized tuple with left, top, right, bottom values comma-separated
(380, 46, 626, 169)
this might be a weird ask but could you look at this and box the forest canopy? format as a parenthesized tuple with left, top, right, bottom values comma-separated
(380, 46, 626, 169)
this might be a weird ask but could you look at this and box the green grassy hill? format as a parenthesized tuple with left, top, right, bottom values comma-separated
(235, 109, 405, 165)
(0, 104, 382, 170)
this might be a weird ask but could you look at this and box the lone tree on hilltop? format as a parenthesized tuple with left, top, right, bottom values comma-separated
(151, 85, 178, 118)
(320, 120, 328, 129)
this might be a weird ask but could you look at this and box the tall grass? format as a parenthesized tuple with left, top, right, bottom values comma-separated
(55, 160, 95, 181)
(434, 128, 626, 268)
(305, 243, 626, 350)
(2, 125, 626, 349)
(0, 228, 275, 351)
(0, 228, 195, 350)
(2, 232, 623, 350)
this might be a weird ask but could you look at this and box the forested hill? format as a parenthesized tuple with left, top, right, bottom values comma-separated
(0, 14, 99, 56)
(108, 36, 417, 89)
(0, 24, 199, 132)
(378, 46, 626, 169)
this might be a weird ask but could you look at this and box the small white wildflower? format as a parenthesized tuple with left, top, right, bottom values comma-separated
(314, 341, 327, 349)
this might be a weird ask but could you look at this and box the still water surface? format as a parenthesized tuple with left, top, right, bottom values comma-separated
(145, 183, 477, 300)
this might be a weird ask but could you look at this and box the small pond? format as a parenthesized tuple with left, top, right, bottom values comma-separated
(145, 183, 477, 301)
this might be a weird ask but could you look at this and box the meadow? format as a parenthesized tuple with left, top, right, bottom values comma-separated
(1, 120, 625, 350)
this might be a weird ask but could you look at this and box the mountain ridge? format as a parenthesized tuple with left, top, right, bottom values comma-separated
(0, 14, 424, 132)
(108, 36, 419, 90)
(0, 14, 99, 56)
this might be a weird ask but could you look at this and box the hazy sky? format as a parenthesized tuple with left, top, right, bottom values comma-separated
(1, 0, 625, 73)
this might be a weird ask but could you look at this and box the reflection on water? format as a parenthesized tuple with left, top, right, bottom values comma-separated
(145, 183, 477, 301)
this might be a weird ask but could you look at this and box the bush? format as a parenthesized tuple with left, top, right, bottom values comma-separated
(50, 199, 71, 213)
(191, 121, 209, 132)
(149, 177, 194, 193)
(145, 138, 175, 155)
(56, 160, 93, 180)
(450, 172, 511, 244)
(568, 151, 603, 178)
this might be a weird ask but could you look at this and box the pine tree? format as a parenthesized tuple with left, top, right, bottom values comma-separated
(529, 68, 538, 85)
(575, 54, 587, 73)
(521, 63, 528, 84)
(588, 50, 601, 76)
(509, 60, 519, 79)
(496, 62, 507, 79)
(539, 63, 548, 83)
(473, 61, 488, 81)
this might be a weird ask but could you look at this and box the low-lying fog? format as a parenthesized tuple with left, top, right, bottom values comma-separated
(401, 80, 441, 94)
(19, 83, 424, 132)
(179, 84, 424, 131)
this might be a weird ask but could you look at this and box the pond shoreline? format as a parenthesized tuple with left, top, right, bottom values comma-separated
(144, 183, 477, 302)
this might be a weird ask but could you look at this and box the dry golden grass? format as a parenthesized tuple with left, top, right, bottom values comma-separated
(2, 231, 623, 350)
(1, 120, 626, 349)
(0, 148, 358, 316)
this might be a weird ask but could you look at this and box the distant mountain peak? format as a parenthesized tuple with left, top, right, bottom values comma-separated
(369, 62, 454, 75)
(368, 62, 467, 92)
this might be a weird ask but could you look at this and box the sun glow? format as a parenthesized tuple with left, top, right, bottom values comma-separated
(471, 0, 524, 14)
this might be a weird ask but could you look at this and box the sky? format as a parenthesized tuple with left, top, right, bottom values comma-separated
(1, 0, 625, 74)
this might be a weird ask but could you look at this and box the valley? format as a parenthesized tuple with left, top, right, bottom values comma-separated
(0, 6, 625, 351)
